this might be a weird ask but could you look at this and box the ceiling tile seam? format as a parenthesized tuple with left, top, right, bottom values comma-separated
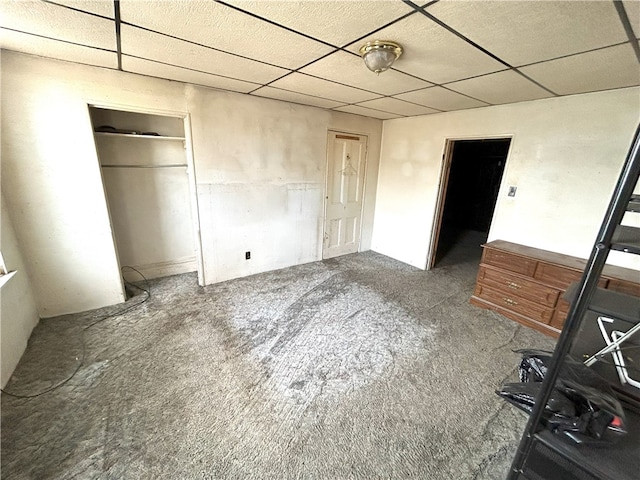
(0, 26, 118, 55)
(437, 67, 512, 89)
(42, 0, 114, 20)
(345, 100, 430, 116)
(120, 68, 258, 97)
(330, 105, 407, 118)
(121, 53, 263, 87)
(249, 95, 349, 112)
(114, 0, 122, 70)
(339, 9, 419, 50)
(245, 9, 423, 93)
(503, 69, 558, 96)
(292, 71, 402, 99)
(337, 47, 440, 86)
(514, 40, 637, 69)
(377, 95, 445, 112)
(614, 0, 640, 63)
(250, 84, 375, 106)
(408, 3, 558, 96)
(383, 65, 438, 86)
(214, 0, 338, 50)
(437, 85, 491, 106)
(409, 5, 511, 69)
(119, 22, 294, 72)
(3, 48, 119, 73)
(391, 83, 491, 107)
(246, 48, 341, 94)
(420, 0, 440, 9)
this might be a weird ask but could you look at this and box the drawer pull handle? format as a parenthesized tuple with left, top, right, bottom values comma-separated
(507, 281, 521, 290)
(503, 297, 518, 306)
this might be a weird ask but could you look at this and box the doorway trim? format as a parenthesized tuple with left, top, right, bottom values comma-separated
(87, 101, 205, 294)
(427, 135, 513, 269)
(322, 130, 369, 259)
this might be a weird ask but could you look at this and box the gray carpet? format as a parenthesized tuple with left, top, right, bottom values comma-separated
(1, 235, 555, 479)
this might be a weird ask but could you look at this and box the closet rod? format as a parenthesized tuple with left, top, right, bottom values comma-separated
(101, 164, 188, 169)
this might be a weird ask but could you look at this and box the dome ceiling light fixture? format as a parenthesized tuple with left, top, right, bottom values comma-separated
(359, 40, 403, 75)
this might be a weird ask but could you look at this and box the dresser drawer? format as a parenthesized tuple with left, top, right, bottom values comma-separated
(550, 307, 568, 329)
(477, 266, 560, 307)
(474, 284, 555, 324)
(483, 248, 537, 277)
(606, 278, 640, 297)
(534, 262, 607, 290)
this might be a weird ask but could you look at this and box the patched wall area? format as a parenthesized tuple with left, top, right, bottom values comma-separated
(0, 50, 383, 317)
(372, 87, 640, 271)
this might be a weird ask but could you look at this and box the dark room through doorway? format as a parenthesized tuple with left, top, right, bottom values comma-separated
(432, 138, 510, 268)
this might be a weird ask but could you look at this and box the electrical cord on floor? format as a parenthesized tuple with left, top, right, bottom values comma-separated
(0, 266, 150, 399)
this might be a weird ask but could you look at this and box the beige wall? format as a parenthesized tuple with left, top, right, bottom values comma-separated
(372, 87, 640, 271)
(0, 50, 383, 317)
(1, 195, 39, 387)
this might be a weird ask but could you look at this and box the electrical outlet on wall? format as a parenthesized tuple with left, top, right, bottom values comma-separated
(508, 186, 517, 197)
(245, 251, 251, 260)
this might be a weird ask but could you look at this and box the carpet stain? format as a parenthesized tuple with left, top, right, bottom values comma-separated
(1, 247, 556, 479)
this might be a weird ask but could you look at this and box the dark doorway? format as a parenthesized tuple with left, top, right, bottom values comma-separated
(433, 138, 510, 267)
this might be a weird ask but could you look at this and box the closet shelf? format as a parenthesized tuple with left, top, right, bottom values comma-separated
(94, 131, 185, 141)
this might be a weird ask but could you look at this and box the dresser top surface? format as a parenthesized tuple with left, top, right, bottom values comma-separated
(484, 240, 640, 284)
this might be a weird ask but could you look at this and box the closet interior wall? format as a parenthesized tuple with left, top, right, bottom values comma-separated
(90, 107, 197, 285)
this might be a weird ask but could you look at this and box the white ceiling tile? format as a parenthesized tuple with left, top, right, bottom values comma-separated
(120, 25, 287, 85)
(520, 44, 640, 96)
(0, 28, 117, 68)
(119, 0, 333, 69)
(122, 56, 260, 93)
(346, 13, 504, 84)
(269, 73, 380, 104)
(427, 0, 631, 66)
(623, 1, 640, 38)
(224, 0, 415, 47)
(446, 70, 554, 105)
(300, 50, 432, 96)
(333, 105, 402, 120)
(395, 86, 489, 111)
(0, 0, 116, 50)
(52, 1, 115, 18)
(356, 97, 439, 116)
(251, 87, 345, 109)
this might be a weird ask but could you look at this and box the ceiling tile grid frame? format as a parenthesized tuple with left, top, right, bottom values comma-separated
(355, 97, 440, 116)
(444, 69, 555, 106)
(334, 104, 403, 120)
(344, 11, 507, 85)
(118, 0, 335, 70)
(0, 0, 638, 120)
(51, 0, 116, 19)
(425, 0, 636, 67)
(122, 55, 261, 94)
(266, 72, 382, 105)
(251, 86, 347, 110)
(395, 86, 490, 111)
(519, 43, 640, 96)
(300, 50, 433, 96)
(0, 27, 118, 69)
(0, 0, 116, 50)
(120, 24, 289, 86)
(222, 0, 417, 48)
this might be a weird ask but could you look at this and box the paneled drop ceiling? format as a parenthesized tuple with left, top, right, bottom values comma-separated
(1, 0, 639, 120)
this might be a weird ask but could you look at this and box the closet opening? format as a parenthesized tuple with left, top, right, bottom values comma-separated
(429, 138, 511, 268)
(89, 106, 204, 295)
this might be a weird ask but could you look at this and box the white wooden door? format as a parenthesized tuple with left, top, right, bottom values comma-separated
(323, 132, 367, 259)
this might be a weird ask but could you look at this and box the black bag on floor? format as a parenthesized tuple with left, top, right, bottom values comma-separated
(497, 349, 627, 444)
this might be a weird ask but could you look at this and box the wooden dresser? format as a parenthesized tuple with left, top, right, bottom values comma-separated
(471, 240, 640, 337)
